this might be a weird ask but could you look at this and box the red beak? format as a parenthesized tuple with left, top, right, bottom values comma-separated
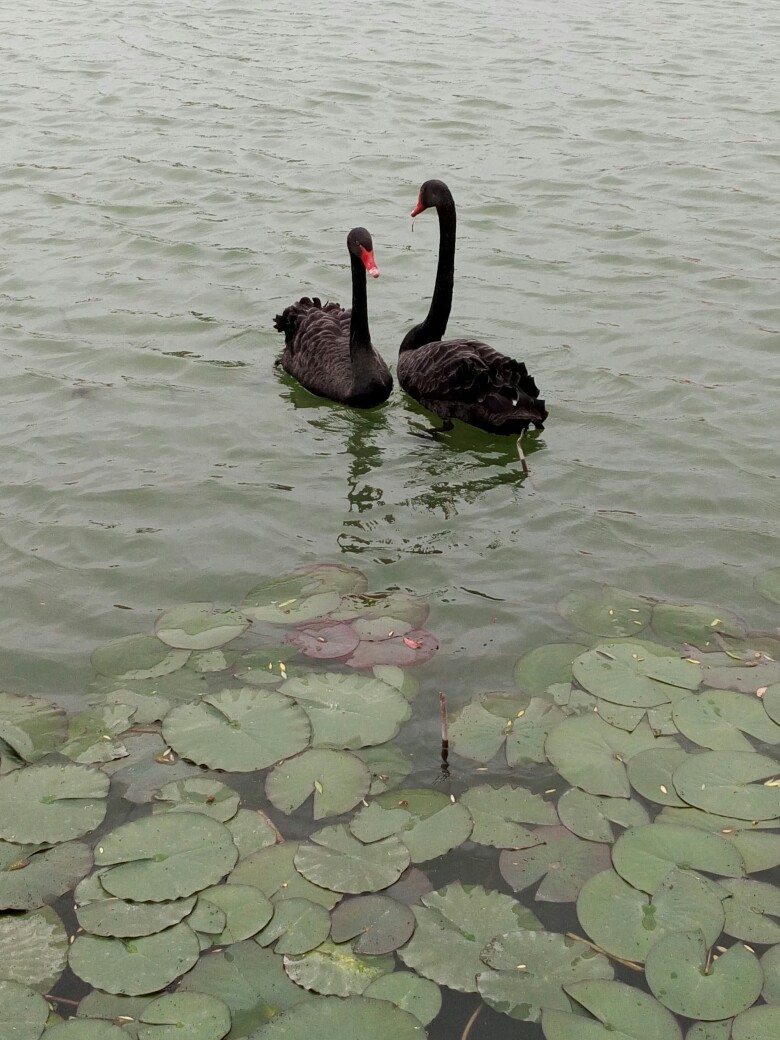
(360, 245, 380, 278)
(410, 192, 426, 218)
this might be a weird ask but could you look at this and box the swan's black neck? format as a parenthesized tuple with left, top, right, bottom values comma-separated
(349, 252, 371, 360)
(401, 193, 456, 352)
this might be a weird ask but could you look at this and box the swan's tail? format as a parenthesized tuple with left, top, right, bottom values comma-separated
(273, 297, 324, 343)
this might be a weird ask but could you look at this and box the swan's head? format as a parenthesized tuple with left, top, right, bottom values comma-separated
(411, 179, 453, 217)
(347, 227, 380, 278)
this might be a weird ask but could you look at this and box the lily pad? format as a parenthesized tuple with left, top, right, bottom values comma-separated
(187, 646, 242, 674)
(255, 897, 331, 955)
(720, 878, 780, 944)
(62, 704, 135, 765)
(626, 747, 691, 807)
(765, 684, 780, 726)
(343, 630, 439, 669)
(398, 882, 540, 992)
(645, 931, 762, 1019)
(460, 784, 557, 848)
(104, 731, 204, 804)
(294, 824, 410, 893)
(69, 921, 200, 995)
(279, 672, 410, 749)
(755, 566, 780, 606)
(95, 812, 238, 902)
(225, 809, 279, 860)
(652, 603, 747, 649)
(514, 643, 588, 696)
(232, 647, 301, 687)
(243, 564, 366, 624)
(449, 698, 520, 764)
(42, 1022, 126, 1039)
(137, 992, 231, 1040)
(672, 750, 780, 820)
(0, 762, 109, 844)
(198, 883, 273, 944)
(0, 691, 67, 762)
(728, 830, 780, 874)
(330, 894, 415, 954)
(0, 839, 93, 911)
(685, 1023, 733, 1040)
(155, 603, 250, 650)
(92, 635, 191, 680)
(350, 789, 473, 863)
(542, 979, 682, 1040)
(477, 929, 613, 1021)
(330, 590, 429, 629)
(153, 777, 240, 822)
(266, 749, 370, 820)
(506, 699, 567, 765)
(499, 825, 612, 902)
(285, 620, 360, 660)
(228, 842, 341, 910)
(353, 745, 412, 795)
(0, 905, 68, 993)
(251, 995, 424, 1040)
(732, 1006, 780, 1040)
(362, 971, 441, 1027)
(0, 979, 50, 1040)
(673, 689, 780, 751)
(761, 944, 780, 1004)
(557, 789, 650, 843)
(611, 822, 744, 893)
(75, 872, 197, 937)
(573, 642, 700, 708)
(557, 585, 652, 637)
(282, 939, 394, 996)
(162, 687, 310, 771)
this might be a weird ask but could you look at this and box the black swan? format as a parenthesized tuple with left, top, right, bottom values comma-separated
(398, 180, 547, 467)
(274, 227, 392, 408)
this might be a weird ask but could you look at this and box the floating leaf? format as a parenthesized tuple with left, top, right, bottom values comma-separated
(155, 603, 250, 650)
(42, 1021, 126, 1038)
(542, 979, 682, 1040)
(138, 992, 231, 1040)
(279, 673, 410, 749)
(657, 806, 779, 833)
(285, 620, 360, 660)
(251, 995, 424, 1040)
(105, 731, 203, 804)
(283, 939, 394, 996)
(721, 878, 780, 944)
(611, 822, 744, 893)
(449, 698, 517, 764)
(353, 745, 412, 795)
(255, 897, 331, 955)
(513, 643, 588, 696)
(506, 699, 566, 766)
(702, 659, 780, 695)
(645, 931, 762, 1019)
(557, 585, 652, 637)
(331, 590, 429, 629)
(728, 830, 780, 874)
(243, 564, 366, 624)
(228, 842, 341, 910)
(573, 642, 700, 708)
(371, 665, 420, 702)
(732, 1006, 780, 1040)
(91, 635, 191, 680)
(363, 971, 441, 1027)
(0, 762, 109, 844)
(477, 929, 613, 1021)
(385, 867, 434, 906)
(461, 784, 556, 848)
(350, 789, 472, 863)
(225, 809, 279, 861)
(95, 812, 237, 902)
(330, 894, 415, 954)
(398, 882, 540, 992)
(652, 603, 747, 648)
(343, 629, 438, 669)
(626, 747, 691, 807)
(0, 839, 93, 911)
(0, 979, 50, 1040)
(163, 687, 310, 771)
(761, 944, 780, 1004)
(557, 789, 650, 843)
(765, 684, 780, 726)
(499, 825, 612, 902)
(0, 691, 67, 762)
(0, 906, 68, 993)
(232, 647, 302, 687)
(673, 689, 780, 751)
(266, 749, 370, 820)
(755, 566, 780, 606)
(74, 871, 197, 937)
(197, 883, 273, 944)
(672, 751, 779, 820)
(685, 1022, 733, 1040)
(69, 922, 200, 995)
(187, 646, 241, 674)
(294, 824, 410, 894)
(576, 868, 725, 963)
(62, 704, 134, 765)
(153, 777, 240, 823)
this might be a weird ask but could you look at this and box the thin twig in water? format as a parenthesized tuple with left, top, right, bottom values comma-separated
(566, 932, 643, 972)
(460, 1003, 483, 1040)
(45, 995, 79, 1009)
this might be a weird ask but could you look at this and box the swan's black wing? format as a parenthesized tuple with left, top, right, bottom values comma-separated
(274, 297, 354, 399)
(398, 338, 547, 432)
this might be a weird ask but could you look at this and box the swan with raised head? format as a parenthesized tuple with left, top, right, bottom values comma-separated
(274, 227, 392, 407)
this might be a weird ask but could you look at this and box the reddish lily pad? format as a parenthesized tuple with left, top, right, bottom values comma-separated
(343, 630, 438, 669)
(286, 621, 360, 661)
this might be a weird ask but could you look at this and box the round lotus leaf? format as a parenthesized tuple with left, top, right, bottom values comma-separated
(384, 867, 434, 906)
(232, 646, 302, 687)
(545, 714, 678, 797)
(343, 629, 438, 669)
(226, 809, 279, 860)
(685, 1023, 733, 1040)
(499, 825, 612, 902)
(0, 691, 67, 762)
(732, 1006, 780, 1040)
(371, 665, 420, 702)
(283, 939, 394, 996)
(285, 620, 360, 660)
(513, 643, 588, 696)
(652, 603, 747, 649)
(188, 897, 227, 937)
(557, 789, 650, 843)
(0, 905, 68, 993)
(243, 564, 366, 624)
(155, 602, 250, 650)
(255, 897, 331, 955)
(163, 687, 310, 771)
(720, 878, 780, 944)
(265, 749, 370, 820)
(0, 979, 49, 1040)
(44, 1022, 127, 1038)
(76, 990, 152, 1023)
(62, 704, 135, 765)
(353, 745, 412, 795)
(573, 642, 701, 708)
(673, 751, 780, 820)
(362, 971, 441, 1027)
(543, 979, 683, 1040)
(137, 992, 231, 1040)
(252, 995, 424, 1039)
(0, 839, 93, 911)
(674, 689, 780, 751)
(557, 585, 652, 637)
(398, 882, 540, 993)
(350, 789, 473, 863)
(0, 762, 109, 844)
(478, 929, 613, 1022)
(74, 871, 197, 937)
(506, 698, 566, 765)
(612, 822, 744, 893)
(646, 931, 762, 1019)
(761, 944, 780, 1004)
(765, 684, 780, 725)
(176, 939, 313, 1033)
(279, 672, 410, 749)
(728, 830, 780, 874)
(152, 777, 240, 822)
(330, 894, 415, 954)
(294, 824, 410, 893)
(460, 783, 556, 848)
(69, 921, 200, 995)
(95, 812, 238, 901)
(449, 698, 516, 763)
(626, 747, 691, 807)
(228, 842, 341, 909)
(657, 805, 780, 832)
(92, 635, 191, 680)
(577, 868, 725, 963)
(187, 646, 241, 673)
(755, 566, 780, 606)
(197, 883, 273, 944)
(331, 589, 428, 627)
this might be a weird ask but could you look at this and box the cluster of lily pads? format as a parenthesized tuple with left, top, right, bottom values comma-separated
(0, 563, 779, 1040)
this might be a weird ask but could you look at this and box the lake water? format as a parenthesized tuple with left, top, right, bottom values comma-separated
(1, 0, 779, 1032)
